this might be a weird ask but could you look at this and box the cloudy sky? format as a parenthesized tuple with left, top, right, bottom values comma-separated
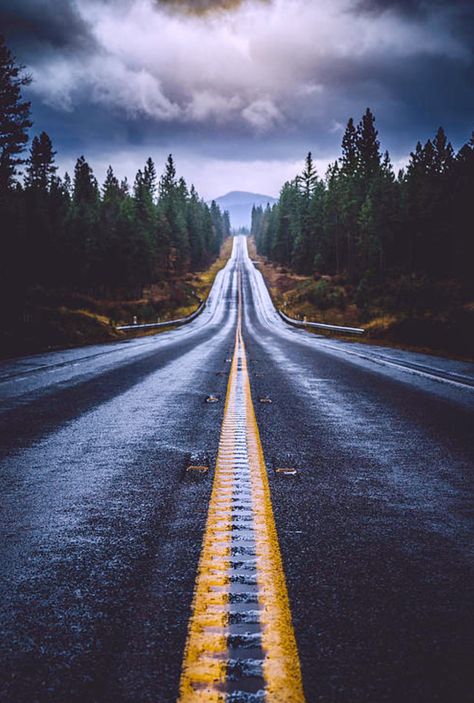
(2, 0, 473, 198)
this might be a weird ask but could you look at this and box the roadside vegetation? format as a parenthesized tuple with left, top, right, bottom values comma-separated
(0, 237, 233, 358)
(251, 109, 473, 357)
(0, 35, 231, 358)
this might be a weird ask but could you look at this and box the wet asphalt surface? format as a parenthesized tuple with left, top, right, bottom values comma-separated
(1, 237, 473, 703)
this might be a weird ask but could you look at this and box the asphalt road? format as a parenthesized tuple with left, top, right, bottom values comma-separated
(1, 237, 473, 703)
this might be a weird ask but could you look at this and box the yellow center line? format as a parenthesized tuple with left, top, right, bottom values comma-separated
(178, 267, 306, 702)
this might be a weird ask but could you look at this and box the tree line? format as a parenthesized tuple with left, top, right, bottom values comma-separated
(252, 108, 473, 295)
(0, 35, 230, 319)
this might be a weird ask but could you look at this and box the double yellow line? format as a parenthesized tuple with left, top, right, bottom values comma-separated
(178, 272, 305, 702)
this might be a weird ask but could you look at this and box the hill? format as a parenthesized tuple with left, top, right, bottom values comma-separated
(212, 191, 278, 230)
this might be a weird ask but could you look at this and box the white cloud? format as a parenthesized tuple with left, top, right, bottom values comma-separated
(30, 0, 469, 129)
(241, 98, 282, 130)
(186, 91, 243, 121)
(30, 57, 81, 111)
(90, 59, 182, 120)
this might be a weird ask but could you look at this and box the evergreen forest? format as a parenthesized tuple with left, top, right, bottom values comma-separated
(251, 109, 473, 338)
(0, 35, 230, 344)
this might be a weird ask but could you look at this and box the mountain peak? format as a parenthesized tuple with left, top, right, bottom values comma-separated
(213, 190, 277, 204)
(212, 191, 278, 229)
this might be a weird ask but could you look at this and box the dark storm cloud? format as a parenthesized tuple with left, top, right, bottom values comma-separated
(0, 0, 95, 55)
(355, 0, 472, 15)
(310, 52, 474, 152)
(3, 0, 474, 195)
(354, 0, 474, 46)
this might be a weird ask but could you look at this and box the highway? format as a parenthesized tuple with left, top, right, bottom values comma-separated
(1, 236, 473, 703)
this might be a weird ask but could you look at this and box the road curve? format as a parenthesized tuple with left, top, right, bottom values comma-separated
(1, 236, 473, 703)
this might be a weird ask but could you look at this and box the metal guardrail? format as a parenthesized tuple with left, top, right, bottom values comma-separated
(116, 301, 205, 331)
(278, 309, 365, 335)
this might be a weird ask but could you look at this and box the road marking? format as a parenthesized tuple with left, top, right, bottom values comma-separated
(275, 468, 299, 477)
(187, 466, 211, 474)
(309, 342, 474, 391)
(178, 273, 306, 702)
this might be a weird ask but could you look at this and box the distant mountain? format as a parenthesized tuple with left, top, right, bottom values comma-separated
(212, 191, 278, 230)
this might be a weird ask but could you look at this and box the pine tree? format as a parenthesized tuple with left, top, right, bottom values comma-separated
(210, 200, 224, 255)
(187, 185, 206, 269)
(73, 155, 99, 205)
(357, 108, 381, 182)
(293, 155, 322, 274)
(0, 36, 33, 318)
(159, 154, 189, 272)
(102, 165, 120, 199)
(119, 177, 130, 197)
(159, 154, 177, 199)
(299, 152, 318, 199)
(273, 180, 299, 267)
(375, 151, 398, 274)
(67, 156, 101, 290)
(24, 132, 57, 192)
(133, 164, 157, 282)
(341, 117, 359, 176)
(0, 35, 32, 192)
(432, 127, 454, 175)
(100, 166, 122, 292)
(143, 157, 157, 200)
(63, 172, 72, 199)
(450, 132, 474, 281)
(23, 132, 58, 285)
(252, 205, 265, 252)
(339, 117, 364, 278)
(341, 119, 359, 176)
(322, 161, 342, 273)
(223, 210, 231, 238)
